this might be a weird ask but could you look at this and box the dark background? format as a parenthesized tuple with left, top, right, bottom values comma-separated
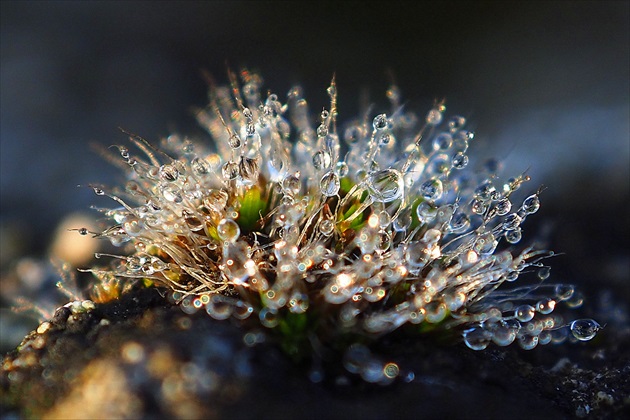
(1, 1, 628, 348)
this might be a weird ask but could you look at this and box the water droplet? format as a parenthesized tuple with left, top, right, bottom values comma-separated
(222, 161, 239, 180)
(93, 187, 105, 196)
(473, 232, 497, 255)
(319, 219, 335, 236)
(367, 169, 405, 203)
(432, 133, 452, 151)
(159, 164, 179, 182)
(217, 219, 240, 243)
(259, 307, 279, 328)
(416, 201, 437, 224)
(570, 319, 600, 341)
(191, 157, 209, 175)
(425, 302, 448, 323)
(78, 228, 89, 235)
(420, 178, 443, 201)
(239, 156, 259, 181)
(312, 150, 332, 171)
(537, 266, 551, 280)
(449, 212, 470, 233)
(491, 323, 518, 347)
(161, 186, 182, 203)
(426, 108, 443, 125)
(522, 194, 540, 214)
(373, 114, 389, 131)
(448, 115, 466, 132)
(515, 304, 535, 322)
(336, 161, 349, 177)
(282, 174, 301, 196)
(228, 134, 242, 149)
(205, 295, 233, 320)
(320, 171, 340, 196)
(471, 199, 487, 215)
(317, 124, 328, 138)
(554, 284, 575, 301)
(463, 327, 491, 350)
(536, 298, 556, 314)
(517, 333, 539, 350)
(503, 213, 522, 230)
(379, 133, 392, 145)
(344, 125, 363, 144)
(495, 198, 512, 216)
(452, 152, 468, 169)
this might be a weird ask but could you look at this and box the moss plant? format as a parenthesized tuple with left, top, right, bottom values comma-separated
(74, 70, 600, 383)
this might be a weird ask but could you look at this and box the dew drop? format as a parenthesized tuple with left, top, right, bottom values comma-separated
(449, 212, 470, 233)
(514, 304, 535, 322)
(420, 178, 443, 201)
(517, 333, 539, 350)
(416, 201, 437, 224)
(471, 199, 487, 215)
(432, 133, 452, 151)
(495, 198, 512, 216)
(367, 169, 405, 203)
(217, 219, 240, 243)
(463, 327, 491, 350)
(222, 161, 239, 180)
(570, 319, 600, 341)
(320, 171, 340, 197)
(259, 307, 279, 328)
(93, 187, 105, 196)
(452, 152, 468, 169)
(191, 157, 209, 175)
(161, 186, 183, 203)
(159, 164, 179, 182)
(379, 133, 392, 146)
(319, 219, 335, 236)
(448, 115, 466, 132)
(312, 150, 332, 171)
(336, 161, 349, 177)
(426, 108, 443, 126)
(78, 227, 89, 235)
(537, 266, 551, 280)
(473, 232, 497, 255)
(228, 134, 242, 149)
(372, 114, 389, 131)
(491, 323, 517, 347)
(536, 298, 556, 314)
(205, 295, 233, 320)
(554, 284, 575, 301)
(505, 228, 522, 244)
(503, 213, 522, 231)
(522, 194, 540, 214)
(282, 174, 301, 196)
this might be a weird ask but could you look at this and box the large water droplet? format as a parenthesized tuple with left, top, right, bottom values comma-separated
(420, 178, 443, 201)
(191, 157, 209, 175)
(222, 161, 239, 180)
(570, 319, 601, 341)
(522, 194, 540, 214)
(312, 150, 332, 171)
(367, 169, 405, 203)
(228, 134, 242, 149)
(320, 171, 340, 197)
(463, 327, 491, 350)
(514, 304, 535, 322)
(217, 219, 240, 243)
(452, 152, 468, 169)
(432, 133, 452, 151)
(372, 114, 389, 131)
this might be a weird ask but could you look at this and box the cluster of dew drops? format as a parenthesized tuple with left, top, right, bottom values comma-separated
(80, 71, 600, 381)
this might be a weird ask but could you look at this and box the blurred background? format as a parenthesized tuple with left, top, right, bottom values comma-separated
(1, 1, 628, 352)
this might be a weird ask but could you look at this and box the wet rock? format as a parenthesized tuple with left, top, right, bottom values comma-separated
(2, 287, 629, 419)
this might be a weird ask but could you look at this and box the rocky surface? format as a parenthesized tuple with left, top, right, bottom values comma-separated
(2, 286, 628, 419)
